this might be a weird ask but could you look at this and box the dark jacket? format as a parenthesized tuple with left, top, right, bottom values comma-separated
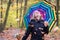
(22, 19, 49, 40)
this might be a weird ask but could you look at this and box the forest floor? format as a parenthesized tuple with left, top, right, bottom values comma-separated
(0, 27, 60, 40)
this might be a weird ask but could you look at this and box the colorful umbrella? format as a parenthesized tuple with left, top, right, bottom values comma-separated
(24, 1, 56, 31)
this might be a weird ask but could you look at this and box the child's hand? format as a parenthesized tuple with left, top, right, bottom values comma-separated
(44, 21, 48, 27)
(41, 31, 44, 34)
(29, 24, 34, 27)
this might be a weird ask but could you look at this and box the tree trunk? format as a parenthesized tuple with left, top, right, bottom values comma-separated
(0, 0, 3, 32)
(24, 0, 28, 15)
(22, 0, 28, 27)
(56, 0, 59, 26)
(19, 0, 23, 28)
(0, 0, 11, 32)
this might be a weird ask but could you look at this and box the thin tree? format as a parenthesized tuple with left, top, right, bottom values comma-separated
(24, 0, 28, 15)
(19, 0, 23, 28)
(0, 0, 3, 32)
(56, 0, 59, 26)
(16, 0, 19, 27)
(22, 0, 28, 28)
(0, 0, 11, 32)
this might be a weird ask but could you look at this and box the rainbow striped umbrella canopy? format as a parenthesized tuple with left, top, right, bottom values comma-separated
(24, 1, 56, 31)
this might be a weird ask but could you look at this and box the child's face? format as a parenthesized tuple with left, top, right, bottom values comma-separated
(34, 11, 41, 20)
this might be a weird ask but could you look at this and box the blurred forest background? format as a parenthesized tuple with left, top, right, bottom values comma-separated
(0, 0, 60, 29)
